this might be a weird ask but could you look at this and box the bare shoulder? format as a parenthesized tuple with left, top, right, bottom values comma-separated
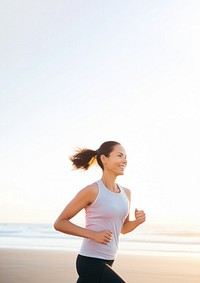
(81, 182, 98, 194)
(78, 182, 99, 206)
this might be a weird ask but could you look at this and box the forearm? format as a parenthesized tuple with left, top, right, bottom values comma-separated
(121, 220, 141, 234)
(54, 219, 94, 240)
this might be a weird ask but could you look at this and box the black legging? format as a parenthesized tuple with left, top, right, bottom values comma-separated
(76, 254, 126, 283)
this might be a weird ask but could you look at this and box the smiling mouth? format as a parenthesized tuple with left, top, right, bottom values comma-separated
(118, 165, 126, 169)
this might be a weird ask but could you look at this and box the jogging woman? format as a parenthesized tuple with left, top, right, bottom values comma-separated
(54, 141, 146, 282)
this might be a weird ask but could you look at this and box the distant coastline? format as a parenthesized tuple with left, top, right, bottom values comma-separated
(0, 223, 199, 256)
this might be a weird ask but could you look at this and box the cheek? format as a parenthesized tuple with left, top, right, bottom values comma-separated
(107, 160, 117, 169)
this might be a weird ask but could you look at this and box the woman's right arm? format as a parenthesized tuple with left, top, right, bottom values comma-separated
(54, 184, 112, 245)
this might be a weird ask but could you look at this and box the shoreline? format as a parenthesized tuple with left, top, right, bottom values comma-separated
(0, 247, 200, 283)
(0, 244, 199, 258)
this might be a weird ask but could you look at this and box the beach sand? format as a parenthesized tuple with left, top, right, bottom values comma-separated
(0, 248, 199, 283)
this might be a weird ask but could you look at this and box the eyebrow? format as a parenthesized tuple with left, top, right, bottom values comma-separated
(117, 151, 127, 157)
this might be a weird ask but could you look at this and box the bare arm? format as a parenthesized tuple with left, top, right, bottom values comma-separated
(121, 188, 146, 234)
(54, 183, 112, 245)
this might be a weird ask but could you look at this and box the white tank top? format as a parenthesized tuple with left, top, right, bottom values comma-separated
(79, 179, 129, 260)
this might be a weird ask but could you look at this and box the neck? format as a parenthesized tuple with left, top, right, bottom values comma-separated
(101, 173, 118, 192)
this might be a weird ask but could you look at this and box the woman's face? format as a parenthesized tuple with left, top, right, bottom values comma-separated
(102, 144, 127, 176)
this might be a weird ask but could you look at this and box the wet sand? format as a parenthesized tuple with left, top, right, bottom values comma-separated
(0, 248, 199, 283)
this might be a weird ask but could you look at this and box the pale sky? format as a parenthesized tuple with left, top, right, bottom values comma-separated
(0, 1, 200, 227)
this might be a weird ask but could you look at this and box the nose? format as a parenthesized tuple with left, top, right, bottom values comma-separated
(123, 156, 127, 164)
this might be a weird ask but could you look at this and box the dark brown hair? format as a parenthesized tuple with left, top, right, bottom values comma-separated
(70, 141, 120, 170)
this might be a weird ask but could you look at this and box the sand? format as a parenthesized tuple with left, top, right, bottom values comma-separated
(0, 248, 199, 283)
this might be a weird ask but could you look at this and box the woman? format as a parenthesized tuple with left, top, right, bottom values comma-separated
(54, 141, 145, 283)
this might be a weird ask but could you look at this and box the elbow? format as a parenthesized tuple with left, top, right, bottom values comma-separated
(121, 230, 127, 235)
(54, 219, 61, 231)
(121, 226, 127, 235)
(54, 219, 70, 234)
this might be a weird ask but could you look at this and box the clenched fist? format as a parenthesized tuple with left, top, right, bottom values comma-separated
(135, 208, 146, 224)
(91, 230, 113, 245)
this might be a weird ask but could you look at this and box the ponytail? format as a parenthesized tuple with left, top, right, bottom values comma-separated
(70, 148, 97, 170)
(70, 141, 120, 171)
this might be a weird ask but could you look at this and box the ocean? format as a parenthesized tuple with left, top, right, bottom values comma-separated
(0, 223, 200, 257)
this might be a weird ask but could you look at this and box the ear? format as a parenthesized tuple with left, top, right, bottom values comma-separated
(100, 154, 107, 165)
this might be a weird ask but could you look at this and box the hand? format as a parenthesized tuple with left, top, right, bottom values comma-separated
(91, 230, 113, 245)
(135, 208, 146, 225)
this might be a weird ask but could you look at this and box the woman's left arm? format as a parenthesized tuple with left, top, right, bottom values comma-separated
(121, 188, 146, 234)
